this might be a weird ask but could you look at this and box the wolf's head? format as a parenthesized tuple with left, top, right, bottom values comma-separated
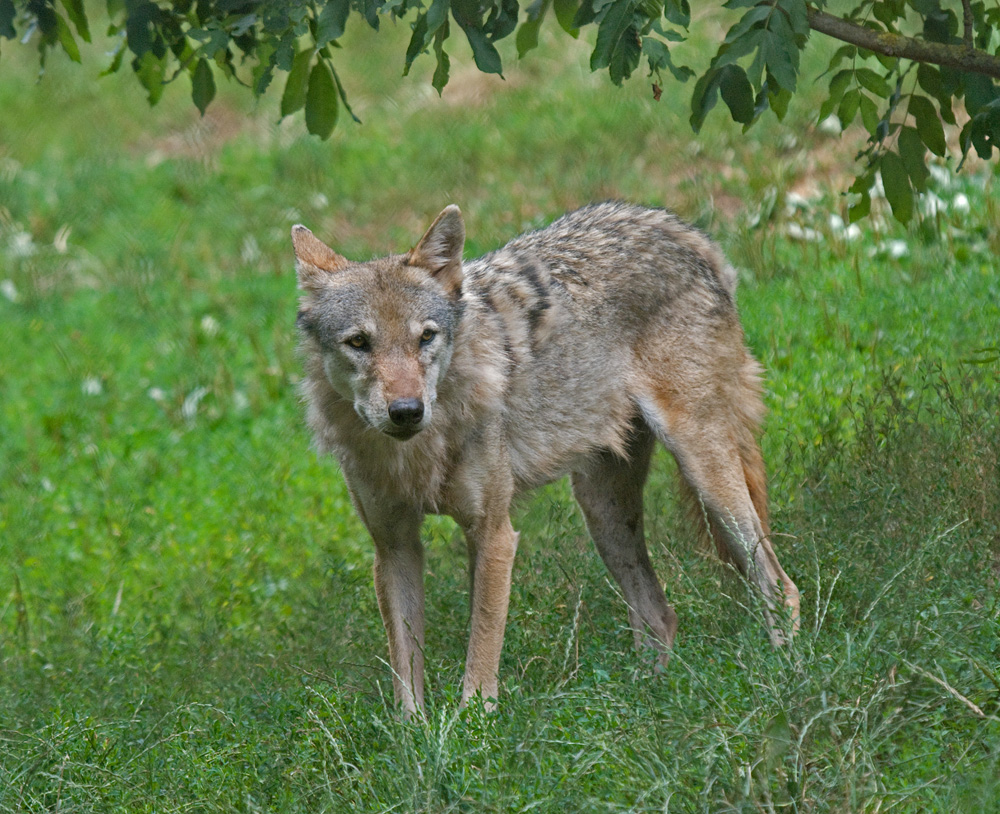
(293, 207, 465, 441)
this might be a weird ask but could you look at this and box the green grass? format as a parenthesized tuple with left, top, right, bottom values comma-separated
(2, 14, 999, 813)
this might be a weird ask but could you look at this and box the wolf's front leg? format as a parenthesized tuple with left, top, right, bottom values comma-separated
(366, 506, 426, 717)
(461, 514, 519, 709)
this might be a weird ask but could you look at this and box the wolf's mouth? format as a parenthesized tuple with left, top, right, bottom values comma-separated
(384, 426, 421, 441)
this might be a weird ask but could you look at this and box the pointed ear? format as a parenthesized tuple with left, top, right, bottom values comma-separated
(292, 225, 350, 292)
(407, 205, 465, 294)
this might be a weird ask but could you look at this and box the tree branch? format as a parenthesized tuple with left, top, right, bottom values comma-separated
(806, 6, 1000, 80)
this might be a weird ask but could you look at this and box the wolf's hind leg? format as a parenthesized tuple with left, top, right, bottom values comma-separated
(572, 420, 678, 667)
(637, 387, 800, 644)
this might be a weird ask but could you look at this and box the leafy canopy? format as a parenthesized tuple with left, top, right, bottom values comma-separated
(2, 0, 999, 222)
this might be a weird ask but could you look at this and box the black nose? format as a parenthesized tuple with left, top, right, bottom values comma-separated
(388, 398, 424, 427)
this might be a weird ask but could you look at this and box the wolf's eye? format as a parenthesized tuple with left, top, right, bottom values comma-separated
(420, 328, 437, 345)
(345, 334, 369, 351)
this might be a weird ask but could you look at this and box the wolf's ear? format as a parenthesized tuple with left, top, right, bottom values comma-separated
(407, 205, 465, 294)
(292, 225, 349, 292)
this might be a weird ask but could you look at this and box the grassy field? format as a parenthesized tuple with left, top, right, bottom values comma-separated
(2, 14, 999, 813)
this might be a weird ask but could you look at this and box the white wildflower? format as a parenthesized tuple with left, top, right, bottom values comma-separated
(784, 192, 812, 213)
(877, 240, 909, 259)
(1, 279, 18, 303)
(311, 192, 329, 209)
(785, 223, 822, 242)
(53, 224, 72, 254)
(200, 315, 220, 337)
(81, 377, 103, 396)
(922, 192, 946, 217)
(9, 231, 35, 258)
(928, 164, 952, 188)
(828, 214, 863, 241)
(952, 193, 970, 213)
(240, 235, 261, 265)
(148, 387, 167, 402)
(182, 386, 209, 419)
(818, 115, 842, 135)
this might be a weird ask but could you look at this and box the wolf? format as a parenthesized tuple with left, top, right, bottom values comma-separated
(292, 202, 800, 715)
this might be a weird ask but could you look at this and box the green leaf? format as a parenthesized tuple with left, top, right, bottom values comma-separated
(855, 67, 891, 98)
(643, 36, 692, 82)
(962, 73, 997, 117)
(859, 92, 879, 136)
(571, 0, 598, 28)
(516, 17, 543, 57)
(188, 26, 230, 58)
(608, 24, 641, 84)
(848, 190, 871, 223)
(517, 0, 550, 58)
(432, 25, 450, 93)
(819, 69, 852, 122)
(838, 88, 860, 127)
(427, 0, 451, 34)
(713, 28, 764, 71)
(967, 99, 1000, 160)
(488, 0, 520, 41)
(827, 43, 856, 70)
(135, 50, 165, 105)
(0, 0, 14, 39)
(404, 12, 429, 73)
(848, 169, 873, 222)
(553, 0, 580, 36)
(591, 0, 635, 72)
(880, 150, 913, 224)
(281, 47, 314, 117)
(251, 40, 276, 96)
(909, 94, 946, 156)
(690, 67, 723, 131)
(915, 64, 955, 124)
(316, 0, 350, 45)
(60, 0, 91, 41)
(359, 0, 379, 29)
(916, 63, 943, 98)
(761, 30, 797, 91)
(897, 126, 929, 193)
(101, 39, 126, 76)
(461, 25, 503, 75)
(723, 5, 771, 45)
(663, 0, 688, 27)
(768, 84, 791, 121)
(56, 13, 81, 62)
(306, 59, 339, 138)
(125, 1, 156, 58)
(191, 57, 216, 115)
(719, 64, 754, 124)
(778, 0, 809, 39)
